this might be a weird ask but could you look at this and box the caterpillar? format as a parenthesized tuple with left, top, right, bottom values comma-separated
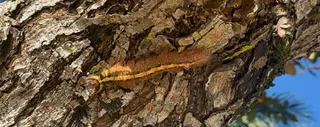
(85, 49, 210, 98)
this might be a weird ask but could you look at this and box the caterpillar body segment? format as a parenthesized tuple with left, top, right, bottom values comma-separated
(85, 49, 210, 99)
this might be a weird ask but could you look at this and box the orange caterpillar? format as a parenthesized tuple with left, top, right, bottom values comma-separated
(86, 49, 210, 98)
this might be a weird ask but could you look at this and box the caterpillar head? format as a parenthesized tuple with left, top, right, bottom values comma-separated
(85, 75, 101, 86)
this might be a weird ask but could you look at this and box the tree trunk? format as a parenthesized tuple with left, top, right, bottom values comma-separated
(0, 0, 319, 126)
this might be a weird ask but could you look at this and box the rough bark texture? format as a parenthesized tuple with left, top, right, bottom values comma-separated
(0, 0, 319, 127)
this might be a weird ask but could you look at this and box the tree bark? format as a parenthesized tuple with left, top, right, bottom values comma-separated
(0, 0, 319, 126)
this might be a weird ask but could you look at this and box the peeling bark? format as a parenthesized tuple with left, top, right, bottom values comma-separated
(0, 0, 319, 127)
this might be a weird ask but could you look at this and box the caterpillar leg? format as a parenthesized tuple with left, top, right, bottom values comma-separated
(96, 82, 107, 95)
(88, 82, 112, 101)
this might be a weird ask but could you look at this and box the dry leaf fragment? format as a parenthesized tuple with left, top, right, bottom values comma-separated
(285, 62, 296, 76)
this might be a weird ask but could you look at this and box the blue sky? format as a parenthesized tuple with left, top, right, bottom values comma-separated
(268, 60, 320, 127)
